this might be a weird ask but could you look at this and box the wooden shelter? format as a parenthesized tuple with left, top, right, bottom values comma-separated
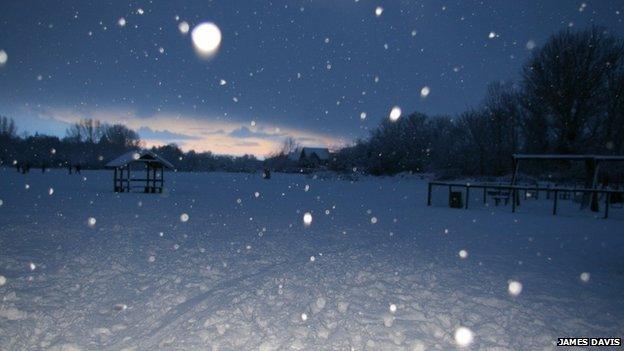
(106, 150, 174, 193)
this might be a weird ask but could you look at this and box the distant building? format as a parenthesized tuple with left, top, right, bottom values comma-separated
(290, 147, 331, 166)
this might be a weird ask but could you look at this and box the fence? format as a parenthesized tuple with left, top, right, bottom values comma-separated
(427, 181, 624, 219)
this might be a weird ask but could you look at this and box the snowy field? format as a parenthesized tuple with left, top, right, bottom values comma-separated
(0, 168, 623, 350)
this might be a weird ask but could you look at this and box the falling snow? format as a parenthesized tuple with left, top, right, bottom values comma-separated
(180, 213, 189, 222)
(454, 327, 474, 347)
(191, 22, 222, 57)
(0, 1, 623, 349)
(420, 86, 431, 98)
(0, 50, 7, 66)
(178, 21, 190, 35)
(87, 217, 96, 227)
(389, 106, 402, 121)
(508, 280, 523, 296)
(303, 212, 313, 226)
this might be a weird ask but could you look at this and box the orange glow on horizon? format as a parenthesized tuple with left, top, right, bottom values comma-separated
(37, 107, 345, 158)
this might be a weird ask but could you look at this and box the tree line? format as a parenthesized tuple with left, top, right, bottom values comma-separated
(0, 117, 262, 172)
(330, 27, 624, 177)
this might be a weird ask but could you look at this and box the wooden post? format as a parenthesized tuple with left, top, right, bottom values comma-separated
(510, 157, 520, 186)
(427, 183, 432, 206)
(160, 166, 164, 193)
(119, 167, 124, 192)
(604, 192, 610, 219)
(113, 167, 118, 192)
(590, 163, 601, 212)
(465, 186, 470, 209)
(512, 188, 516, 213)
(511, 158, 521, 207)
(145, 163, 150, 193)
(483, 187, 487, 204)
(152, 166, 156, 192)
(126, 167, 131, 192)
(582, 158, 599, 211)
(553, 190, 558, 215)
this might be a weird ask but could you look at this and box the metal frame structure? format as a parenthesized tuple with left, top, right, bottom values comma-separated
(427, 154, 624, 218)
(427, 181, 623, 219)
(511, 154, 624, 211)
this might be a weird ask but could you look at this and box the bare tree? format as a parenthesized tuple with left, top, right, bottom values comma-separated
(522, 26, 624, 153)
(99, 124, 141, 148)
(0, 116, 17, 137)
(601, 66, 624, 153)
(65, 118, 103, 143)
(481, 82, 521, 174)
(278, 137, 300, 157)
(460, 109, 489, 175)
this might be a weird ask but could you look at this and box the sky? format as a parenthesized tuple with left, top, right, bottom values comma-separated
(0, 0, 623, 157)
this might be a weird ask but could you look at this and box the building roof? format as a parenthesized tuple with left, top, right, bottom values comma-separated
(513, 154, 624, 162)
(300, 147, 330, 160)
(105, 150, 174, 169)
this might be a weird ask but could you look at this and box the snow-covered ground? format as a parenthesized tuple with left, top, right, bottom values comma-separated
(0, 168, 623, 350)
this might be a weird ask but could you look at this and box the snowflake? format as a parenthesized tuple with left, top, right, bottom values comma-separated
(508, 280, 523, 296)
(389, 106, 402, 121)
(178, 21, 190, 35)
(454, 327, 474, 347)
(303, 212, 313, 225)
(420, 86, 430, 98)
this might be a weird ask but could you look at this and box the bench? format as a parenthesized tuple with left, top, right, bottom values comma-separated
(487, 190, 510, 206)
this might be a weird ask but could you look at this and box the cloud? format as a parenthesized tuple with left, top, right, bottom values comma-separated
(16, 105, 346, 157)
(234, 141, 260, 147)
(137, 127, 199, 141)
(228, 126, 283, 140)
(200, 129, 226, 136)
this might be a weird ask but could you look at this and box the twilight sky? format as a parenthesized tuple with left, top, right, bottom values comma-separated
(0, 0, 623, 156)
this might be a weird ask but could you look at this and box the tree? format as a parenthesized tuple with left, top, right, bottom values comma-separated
(365, 112, 431, 175)
(521, 27, 624, 153)
(99, 124, 141, 148)
(459, 109, 489, 175)
(600, 65, 624, 153)
(278, 137, 300, 157)
(0, 116, 17, 137)
(264, 137, 300, 171)
(481, 82, 521, 174)
(65, 118, 103, 143)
